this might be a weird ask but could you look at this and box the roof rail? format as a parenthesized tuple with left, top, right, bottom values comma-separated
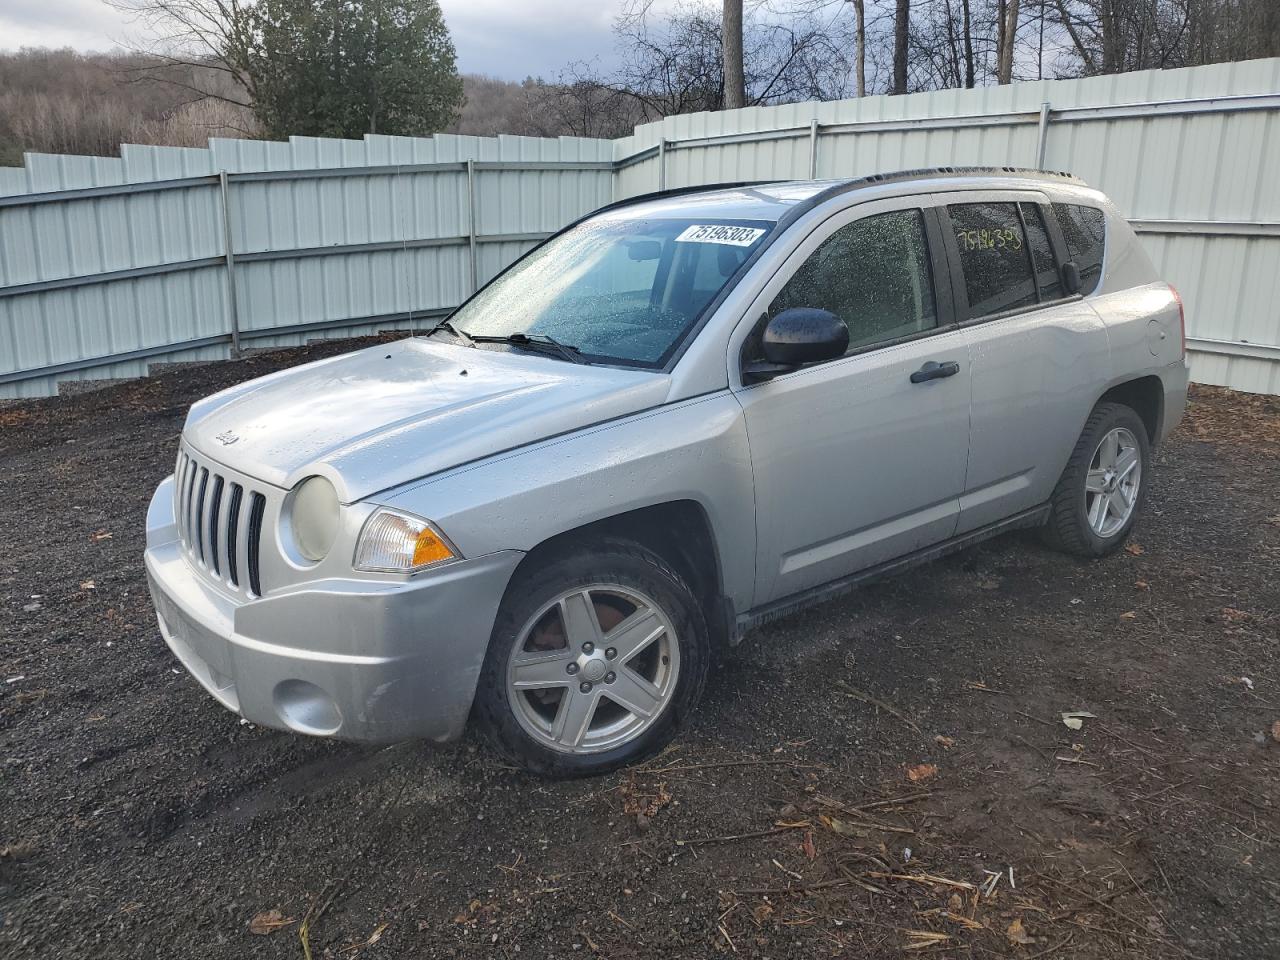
(593, 165, 1083, 217)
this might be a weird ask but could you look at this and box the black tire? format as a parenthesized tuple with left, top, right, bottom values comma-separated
(1041, 401, 1151, 558)
(473, 538, 710, 778)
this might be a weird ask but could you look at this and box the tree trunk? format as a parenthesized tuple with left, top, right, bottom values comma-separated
(722, 0, 746, 109)
(892, 0, 909, 95)
(853, 0, 866, 97)
(998, 0, 1020, 83)
(961, 0, 975, 88)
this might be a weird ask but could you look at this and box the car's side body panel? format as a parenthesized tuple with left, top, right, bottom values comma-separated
(376, 391, 759, 613)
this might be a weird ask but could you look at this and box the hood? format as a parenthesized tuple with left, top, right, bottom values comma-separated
(184, 338, 671, 502)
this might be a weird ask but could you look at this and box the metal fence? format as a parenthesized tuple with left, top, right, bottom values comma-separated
(0, 134, 613, 398)
(2, 58, 1279, 398)
(613, 57, 1280, 395)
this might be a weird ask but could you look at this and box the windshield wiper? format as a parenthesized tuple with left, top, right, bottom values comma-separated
(465, 332, 586, 364)
(425, 319, 474, 345)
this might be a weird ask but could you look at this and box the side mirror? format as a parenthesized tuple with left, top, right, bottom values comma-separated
(1061, 260, 1082, 295)
(744, 307, 850, 381)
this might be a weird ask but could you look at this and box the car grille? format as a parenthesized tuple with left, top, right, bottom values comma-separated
(174, 447, 268, 596)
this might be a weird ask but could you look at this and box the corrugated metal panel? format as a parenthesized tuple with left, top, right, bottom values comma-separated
(0, 130, 615, 398)
(4, 60, 1278, 397)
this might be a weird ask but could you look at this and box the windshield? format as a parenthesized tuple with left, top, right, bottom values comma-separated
(445, 216, 774, 366)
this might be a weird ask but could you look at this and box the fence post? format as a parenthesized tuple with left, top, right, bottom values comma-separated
(466, 158, 478, 293)
(808, 118, 820, 179)
(218, 171, 241, 357)
(657, 139, 667, 191)
(1035, 102, 1052, 170)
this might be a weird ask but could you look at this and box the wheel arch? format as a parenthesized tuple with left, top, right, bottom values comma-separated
(508, 500, 735, 654)
(1097, 375, 1164, 445)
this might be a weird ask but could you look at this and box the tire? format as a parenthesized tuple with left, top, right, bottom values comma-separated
(474, 538, 710, 778)
(1041, 401, 1151, 558)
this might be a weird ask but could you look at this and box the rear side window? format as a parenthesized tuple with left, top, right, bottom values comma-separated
(949, 202, 1037, 317)
(769, 209, 938, 353)
(1020, 203, 1064, 301)
(1052, 203, 1106, 295)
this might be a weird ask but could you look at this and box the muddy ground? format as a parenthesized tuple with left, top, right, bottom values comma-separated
(2, 340, 1278, 959)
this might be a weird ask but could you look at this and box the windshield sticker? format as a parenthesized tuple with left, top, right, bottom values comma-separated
(675, 224, 766, 247)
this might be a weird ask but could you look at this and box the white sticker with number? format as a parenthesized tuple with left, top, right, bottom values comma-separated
(675, 224, 766, 247)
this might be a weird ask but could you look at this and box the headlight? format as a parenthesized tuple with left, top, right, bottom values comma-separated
(287, 475, 341, 562)
(354, 508, 459, 572)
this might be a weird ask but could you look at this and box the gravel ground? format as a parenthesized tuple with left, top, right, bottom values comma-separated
(2, 340, 1279, 959)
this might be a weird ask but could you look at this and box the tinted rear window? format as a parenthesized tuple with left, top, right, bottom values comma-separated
(1021, 203, 1064, 301)
(949, 202, 1037, 318)
(1053, 203, 1106, 295)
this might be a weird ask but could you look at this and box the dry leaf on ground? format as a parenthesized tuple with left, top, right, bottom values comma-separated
(247, 909, 293, 935)
(1125, 543, 1144, 555)
(1006, 917, 1034, 945)
(801, 830, 816, 860)
(1270, 720, 1280, 744)
(906, 763, 938, 783)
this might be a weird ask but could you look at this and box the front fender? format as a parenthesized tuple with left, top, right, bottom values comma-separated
(374, 392, 758, 613)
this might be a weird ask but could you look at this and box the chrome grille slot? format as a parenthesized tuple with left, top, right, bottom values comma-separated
(226, 484, 243, 586)
(247, 492, 266, 597)
(193, 468, 209, 562)
(207, 476, 225, 575)
(175, 446, 270, 597)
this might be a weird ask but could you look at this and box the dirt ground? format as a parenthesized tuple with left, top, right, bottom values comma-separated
(2, 340, 1278, 960)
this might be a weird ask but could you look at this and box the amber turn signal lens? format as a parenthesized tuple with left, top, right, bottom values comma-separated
(354, 508, 461, 572)
(412, 527, 455, 567)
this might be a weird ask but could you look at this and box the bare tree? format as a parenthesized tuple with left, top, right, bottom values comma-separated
(723, 0, 747, 108)
(892, 0, 910, 93)
(851, 0, 867, 95)
(997, 0, 1021, 82)
(105, 0, 257, 108)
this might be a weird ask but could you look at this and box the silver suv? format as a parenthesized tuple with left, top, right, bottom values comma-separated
(145, 168, 1188, 776)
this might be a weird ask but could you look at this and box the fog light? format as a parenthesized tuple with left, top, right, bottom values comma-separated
(272, 679, 342, 735)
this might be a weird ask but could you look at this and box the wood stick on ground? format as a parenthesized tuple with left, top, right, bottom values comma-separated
(734, 877, 887, 897)
(837, 682, 923, 734)
(867, 871, 976, 891)
(675, 824, 808, 847)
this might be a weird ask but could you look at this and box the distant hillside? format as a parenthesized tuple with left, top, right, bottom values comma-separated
(0, 49, 638, 165)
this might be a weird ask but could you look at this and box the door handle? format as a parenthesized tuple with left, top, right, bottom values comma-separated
(910, 360, 961, 384)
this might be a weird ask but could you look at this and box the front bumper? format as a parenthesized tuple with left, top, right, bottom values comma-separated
(144, 476, 523, 742)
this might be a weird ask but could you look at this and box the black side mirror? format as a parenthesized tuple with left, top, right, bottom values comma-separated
(744, 307, 850, 382)
(1061, 260, 1082, 295)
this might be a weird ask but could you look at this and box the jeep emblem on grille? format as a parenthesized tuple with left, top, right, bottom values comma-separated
(214, 431, 239, 446)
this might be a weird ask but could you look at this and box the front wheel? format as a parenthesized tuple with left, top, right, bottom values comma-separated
(473, 539, 709, 777)
(1042, 401, 1151, 557)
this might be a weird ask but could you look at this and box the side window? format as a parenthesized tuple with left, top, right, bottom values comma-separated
(949, 202, 1037, 317)
(1052, 202, 1106, 295)
(1020, 202, 1064, 301)
(768, 209, 938, 353)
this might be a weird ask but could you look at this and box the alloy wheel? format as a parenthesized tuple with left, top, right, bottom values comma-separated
(1084, 426, 1142, 538)
(505, 584, 680, 754)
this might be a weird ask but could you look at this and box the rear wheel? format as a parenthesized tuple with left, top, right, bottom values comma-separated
(1042, 402, 1150, 557)
(474, 540, 709, 777)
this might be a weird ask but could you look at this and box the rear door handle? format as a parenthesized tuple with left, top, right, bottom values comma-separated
(910, 360, 961, 384)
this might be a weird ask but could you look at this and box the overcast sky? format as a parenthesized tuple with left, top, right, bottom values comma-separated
(0, 0, 629, 80)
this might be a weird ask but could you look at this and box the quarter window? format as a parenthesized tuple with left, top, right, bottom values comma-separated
(1020, 202, 1064, 301)
(768, 209, 938, 354)
(949, 202, 1037, 318)
(1053, 202, 1106, 296)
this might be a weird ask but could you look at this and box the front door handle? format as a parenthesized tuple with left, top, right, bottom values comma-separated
(910, 360, 961, 384)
